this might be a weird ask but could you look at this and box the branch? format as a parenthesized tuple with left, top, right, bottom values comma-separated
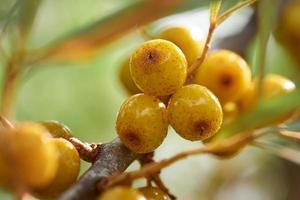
(57, 138, 139, 200)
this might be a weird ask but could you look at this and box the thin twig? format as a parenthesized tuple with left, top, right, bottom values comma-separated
(103, 128, 269, 190)
(64, 137, 102, 163)
(217, 0, 257, 24)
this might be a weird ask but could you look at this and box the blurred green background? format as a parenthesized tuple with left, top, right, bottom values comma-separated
(0, 0, 300, 199)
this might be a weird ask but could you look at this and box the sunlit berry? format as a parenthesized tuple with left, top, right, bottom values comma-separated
(167, 84, 223, 141)
(194, 50, 251, 103)
(6, 123, 58, 189)
(116, 94, 168, 153)
(98, 187, 146, 200)
(40, 120, 72, 138)
(130, 39, 187, 96)
(159, 26, 204, 67)
(139, 186, 170, 200)
(35, 138, 80, 198)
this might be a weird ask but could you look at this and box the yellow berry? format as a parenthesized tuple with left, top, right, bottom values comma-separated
(236, 81, 257, 112)
(159, 26, 204, 67)
(262, 74, 296, 99)
(167, 84, 223, 141)
(116, 94, 168, 153)
(276, 0, 300, 62)
(119, 58, 141, 95)
(222, 102, 239, 125)
(236, 74, 296, 112)
(130, 39, 187, 96)
(194, 50, 251, 103)
(139, 186, 170, 200)
(35, 138, 80, 198)
(98, 187, 146, 200)
(6, 123, 58, 189)
(40, 120, 72, 138)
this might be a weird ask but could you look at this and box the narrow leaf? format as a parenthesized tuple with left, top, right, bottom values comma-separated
(217, 0, 257, 24)
(210, 0, 222, 24)
(253, 140, 300, 165)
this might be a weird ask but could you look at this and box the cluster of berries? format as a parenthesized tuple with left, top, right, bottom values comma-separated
(0, 121, 80, 199)
(117, 26, 296, 154)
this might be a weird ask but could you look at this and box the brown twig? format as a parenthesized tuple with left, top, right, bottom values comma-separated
(187, 22, 216, 77)
(58, 138, 139, 200)
(138, 152, 176, 199)
(102, 128, 269, 190)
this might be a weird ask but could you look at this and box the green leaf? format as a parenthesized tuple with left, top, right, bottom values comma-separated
(210, 0, 222, 23)
(256, 0, 278, 93)
(17, 0, 41, 39)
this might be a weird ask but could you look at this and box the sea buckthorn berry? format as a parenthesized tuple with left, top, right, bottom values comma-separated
(40, 120, 72, 138)
(116, 94, 168, 153)
(262, 74, 296, 99)
(236, 81, 257, 112)
(167, 84, 223, 141)
(236, 74, 296, 112)
(139, 186, 170, 200)
(130, 39, 187, 96)
(194, 50, 251, 104)
(98, 187, 146, 200)
(159, 26, 204, 67)
(276, 0, 300, 62)
(222, 102, 239, 125)
(7, 123, 58, 189)
(35, 138, 80, 198)
(119, 58, 141, 95)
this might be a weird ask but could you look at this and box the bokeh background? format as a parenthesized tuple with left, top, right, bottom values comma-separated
(0, 0, 300, 199)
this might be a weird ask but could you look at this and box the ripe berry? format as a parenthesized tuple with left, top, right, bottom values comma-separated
(276, 0, 300, 62)
(139, 186, 170, 200)
(6, 123, 58, 189)
(159, 26, 204, 67)
(116, 94, 168, 153)
(119, 58, 141, 95)
(130, 39, 187, 96)
(98, 187, 146, 200)
(194, 50, 251, 103)
(262, 74, 296, 99)
(167, 84, 223, 141)
(237, 74, 296, 112)
(35, 138, 80, 198)
(236, 81, 257, 112)
(40, 120, 72, 138)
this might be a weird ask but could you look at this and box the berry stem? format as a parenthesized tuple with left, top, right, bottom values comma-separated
(63, 136, 102, 163)
(105, 128, 269, 189)
(187, 0, 257, 78)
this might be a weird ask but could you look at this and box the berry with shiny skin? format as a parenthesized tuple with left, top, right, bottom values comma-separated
(194, 50, 251, 103)
(35, 138, 80, 198)
(116, 94, 168, 153)
(167, 84, 223, 141)
(139, 187, 170, 200)
(40, 120, 72, 138)
(237, 74, 296, 112)
(262, 74, 296, 99)
(6, 123, 58, 189)
(98, 187, 146, 200)
(130, 39, 187, 96)
(119, 58, 141, 95)
(276, 0, 300, 62)
(160, 26, 204, 67)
